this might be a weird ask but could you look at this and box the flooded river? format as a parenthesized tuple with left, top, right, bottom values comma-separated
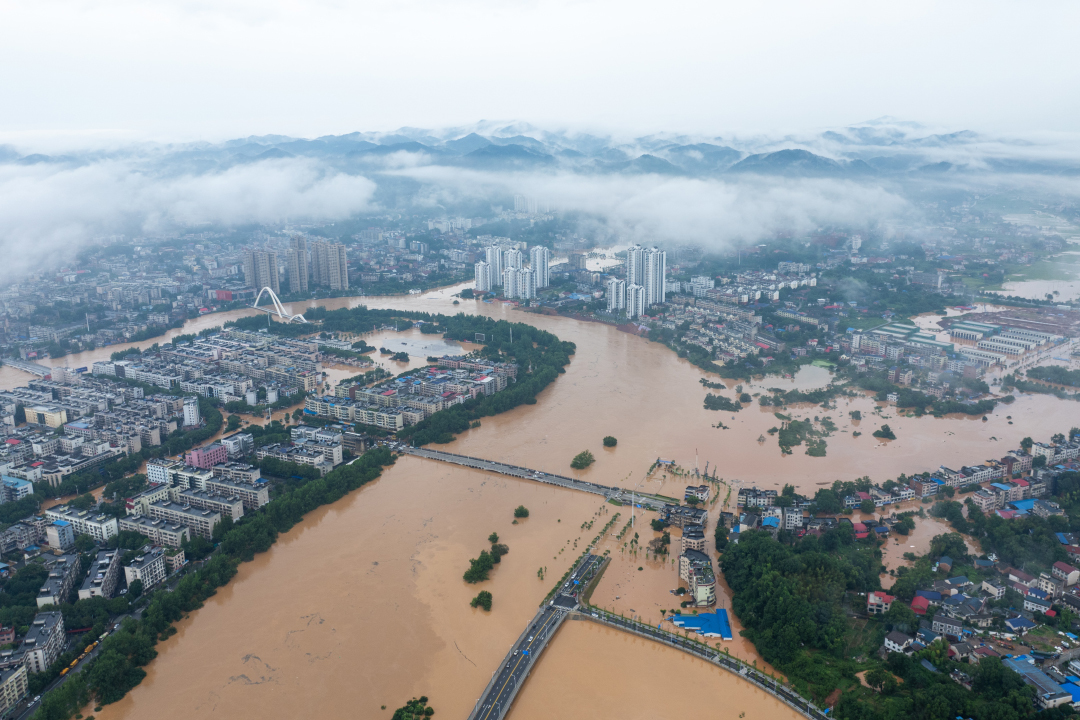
(20, 284, 1070, 719)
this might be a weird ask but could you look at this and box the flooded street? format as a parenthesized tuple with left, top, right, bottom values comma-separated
(21, 284, 1071, 720)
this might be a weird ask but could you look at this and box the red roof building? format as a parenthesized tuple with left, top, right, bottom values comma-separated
(911, 596, 930, 615)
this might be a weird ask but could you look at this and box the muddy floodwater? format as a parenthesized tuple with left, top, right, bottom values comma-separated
(27, 284, 1073, 719)
(510, 620, 801, 720)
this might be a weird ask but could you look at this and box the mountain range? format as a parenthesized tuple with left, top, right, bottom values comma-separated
(3, 118, 1079, 179)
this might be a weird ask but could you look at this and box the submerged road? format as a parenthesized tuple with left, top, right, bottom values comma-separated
(400, 447, 668, 511)
(466, 554, 605, 720)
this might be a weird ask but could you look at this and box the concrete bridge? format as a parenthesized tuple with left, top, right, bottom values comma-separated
(466, 554, 605, 720)
(400, 446, 668, 511)
(4, 358, 52, 377)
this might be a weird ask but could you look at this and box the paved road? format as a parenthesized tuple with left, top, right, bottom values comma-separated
(400, 447, 668, 511)
(583, 609, 828, 720)
(466, 554, 604, 720)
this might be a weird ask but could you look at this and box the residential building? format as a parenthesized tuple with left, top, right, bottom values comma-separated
(982, 580, 1005, 600)
(868, 591, 895, 615)
(243, 248, 279, 294)
(36, 554, 81, 608)
(287, 236, 309, 293)
(118, 515, 190, 547)
(0, 665, 28, 715)
(1025, 596, 1053, 614)
(606, 278, 626, 313)
(182, 396, 201, 427)
(931, 614, 963, 638)
(45, 520, 74, 551)
(529, 246, 550, 288)
(44, 506, 119, 543)
(0, 476, 34, 503)
(884, 631, 913, 654)
(187, 442, 227, 469)
(681, 524, 706, 553)
(124, 547, 167, 590)
(626, 284, 645, 319)
(678, 549, 716, 607)
(312, 241, 348, 290)
(147, 500, 221, 538)
(474, 261, 492, 293)
(79, 550, 120, 600)
(220, 432, 254, 458)
(17, 612, 65, 674)
(1053, 561, 1080, 587)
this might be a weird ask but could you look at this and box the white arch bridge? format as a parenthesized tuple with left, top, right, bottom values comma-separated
(251, 287, 308, 323)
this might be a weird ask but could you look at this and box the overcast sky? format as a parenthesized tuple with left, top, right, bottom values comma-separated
(1, 0, 1078, 145)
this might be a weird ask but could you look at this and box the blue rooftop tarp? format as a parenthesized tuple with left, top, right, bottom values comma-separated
(1056, 532, 1071, 545)
(669, 610, 733, 639)
(761, 517, 780, 528)
(1061, 683, 1080, 702)
(1010, 499, 1037, 512)
(916, 591, 942, 601)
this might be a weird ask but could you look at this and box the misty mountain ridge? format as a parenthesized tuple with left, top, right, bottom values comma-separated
(4, 119, 1080, 179)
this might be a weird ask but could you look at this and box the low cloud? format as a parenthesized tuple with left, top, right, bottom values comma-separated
(401, 165, 914, 248)
(0, 158, 376, 280)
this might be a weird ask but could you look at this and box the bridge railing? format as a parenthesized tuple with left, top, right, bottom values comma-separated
(579, 607, 828, 720)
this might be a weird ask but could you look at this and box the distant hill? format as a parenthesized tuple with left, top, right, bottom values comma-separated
(445, 133, 492, 155)
(728, 149, 846, 177)
(457, 144, 555, 169)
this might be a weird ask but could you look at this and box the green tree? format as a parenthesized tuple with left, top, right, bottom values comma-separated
(873, 424, 896, 440)
(1020, 436, 1033, 452)
(602, 436, 617, 447)
(127, 579, 144, 599)
(470, 590, 493, 611)
(514, 505, 530, 518)
(463, 551, 495, 583)
(226, 414, 242, 432)
(860, 499, 876, 515)
(488, 532, 499, 543)
(714, 524, 729, 552)
(570, 450, 595, 469)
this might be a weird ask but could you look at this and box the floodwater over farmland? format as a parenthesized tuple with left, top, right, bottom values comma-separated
(33, 283, 1071, 719)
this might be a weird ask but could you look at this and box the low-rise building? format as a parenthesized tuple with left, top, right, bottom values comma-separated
(1052, 561, 1080, 587)
(868, 591, 895, 615)
(1024, 596, 1053, 614)
(79, 550, 120, 600)
(884, 630, 913, 654)
(931, 613, 963, 638)
(125, 547, 167, 590)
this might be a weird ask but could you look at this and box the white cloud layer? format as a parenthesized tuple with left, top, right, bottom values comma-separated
(403, 166, 913, 246)
(0, 158, 376, 280)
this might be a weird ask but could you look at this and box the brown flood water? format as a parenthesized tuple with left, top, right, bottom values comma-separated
(26, 284, 1066, 720)
(511, 619, 798, 720)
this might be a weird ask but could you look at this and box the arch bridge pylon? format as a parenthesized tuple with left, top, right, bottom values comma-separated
(252, 287, 308, 323)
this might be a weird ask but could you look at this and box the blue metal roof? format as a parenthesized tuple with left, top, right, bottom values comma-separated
(669, 610, 733, 640)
